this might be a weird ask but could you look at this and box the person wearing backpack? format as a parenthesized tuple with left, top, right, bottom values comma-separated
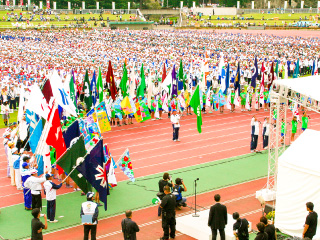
(172, 178, 187, 210)
(233, 212, 249, 240)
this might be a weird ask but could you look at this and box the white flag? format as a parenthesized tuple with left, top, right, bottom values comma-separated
(49, 70, 77, 116)
(25, 85, 50, 120)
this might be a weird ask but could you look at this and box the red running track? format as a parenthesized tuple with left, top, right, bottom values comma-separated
(0, 109, 320, 208)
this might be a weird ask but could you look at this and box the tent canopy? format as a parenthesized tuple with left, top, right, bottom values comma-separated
(275, 129, 320, 238)
(274, 75, 320, 102)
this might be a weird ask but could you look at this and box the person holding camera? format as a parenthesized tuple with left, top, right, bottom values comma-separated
(172, 178, 187, 210)
(233, 212, 249, 240)
(157, 173, 174, 216)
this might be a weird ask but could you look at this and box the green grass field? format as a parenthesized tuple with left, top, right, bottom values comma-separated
(0, 110, 18, 129)
(0, 152, 268, 239)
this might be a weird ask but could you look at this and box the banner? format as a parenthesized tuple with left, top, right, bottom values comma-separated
(96, 102, 111, 133)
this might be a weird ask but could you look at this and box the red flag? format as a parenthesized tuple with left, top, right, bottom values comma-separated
(106, 60, 117, 100)
(268, 61, 275, 89)
(41, 79, 53, 104)
(162, 64, 166, 83)
(46, 107, 66, 174)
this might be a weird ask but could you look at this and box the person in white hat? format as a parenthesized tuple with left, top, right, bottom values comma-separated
(81, 192, 99, 240)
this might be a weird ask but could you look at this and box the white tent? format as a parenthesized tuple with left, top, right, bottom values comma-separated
(275, 129, 320, 238)
(274, 75, 320, 102)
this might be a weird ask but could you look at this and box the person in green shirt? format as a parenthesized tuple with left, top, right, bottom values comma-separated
(240, 89, 246, 112)
(230, 89, 235, 113)
(150, 96, 156, 120)
(301, 111, 310, 131)
(263, 87, 269, 111)
(290, 116, 298, 143)
(157, 97, 163, 120)
(202, 93, 207, 114)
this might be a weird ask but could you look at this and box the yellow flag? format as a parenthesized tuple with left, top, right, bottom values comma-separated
(97, 111, 111, 133)
(184, 91, 190, 106)
(134, 102, 143, 123)
(121, 96, 133, 115)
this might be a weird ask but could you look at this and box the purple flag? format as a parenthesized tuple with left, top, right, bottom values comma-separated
(171, 65, 178, 97)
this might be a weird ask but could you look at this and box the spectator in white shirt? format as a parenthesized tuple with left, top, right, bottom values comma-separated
(170, 110, 181, 142)
(262, 117, 270, 149)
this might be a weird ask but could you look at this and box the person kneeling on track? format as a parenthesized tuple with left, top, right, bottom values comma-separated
(172, 178, 187, 210)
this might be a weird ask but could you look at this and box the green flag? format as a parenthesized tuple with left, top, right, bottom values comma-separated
(97, 67, 104, 103)
(293, 58, 299, 79)
(275, 60, 279, 79)
(83, 70, 92, 110)
(69, 74, 78, 113)
(137, 64, 146, 97)
(189, 85, 202, 133)
(120, 62, 128, 97)
(179, 59, 186, 90)
(57, 136, 91, 193)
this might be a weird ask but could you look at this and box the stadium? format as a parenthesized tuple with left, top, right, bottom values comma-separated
(0, 1, 320, 240)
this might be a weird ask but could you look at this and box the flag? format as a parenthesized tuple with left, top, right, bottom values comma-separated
(82, 70, 93, 110)
(140, 101, 151, 122)
(29, 119, 43, 153)
(259, 72, 265, 105)
(46, 107, 67, 160)
(245, 93, 251, 110)
(96, 102, 111, 133)
(171, 65, 178, 97)
(189, 85, 202, 134)
(134, 102, 143, 123)
(118, 149, 135, 182)
(161, 70, 172, 94)
(162, 94, 169, 112)
(218, 90, 226, 106)
(41, 79, 53, 104)
(62, 120, 80, 148)
(49, 71, 77, 116)
(121, 96, 133, 115)
(69, 72, 78, 111)
(97, 67, 104, 103)
(129, 67, 136, 98)
(57, 136, 91, 194)
(91, 70, 98, 106)
(212, 94, 219, 111)
(120, 62, 128, 97)
(77, 140, 109, 210)
(137, 64, 146, 97)
(25, 85, 50, 120)
(25, 109, 39, 133)
(226, 90, 231, 110)
(224, 64, 230, 95)
(275, 60, 279, 80)
(104, 144, 117, 187)
(251, 57, 258, 89)
(162, 64, 166, 82)
(234, 62, 240, 95)
(183, 91, 190, 107)
(315, 58, 318, 75)
(293, 58, 299, 78)
(268, 61, 275, 89)
(179, 59, 186, 90)
(106, 60, 117, 100)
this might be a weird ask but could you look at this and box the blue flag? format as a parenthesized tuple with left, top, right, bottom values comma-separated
(234, 63, 241, 96)
(218, 90, 226, 106)
(25, 109, 39, 133)
(29, 119, 43, 153)
(62, 120, 80, 148)
(312, 60, 315, 75)
(91, 70, 98, 106)
(36, 155, 44, 176)
(77, 140, 109, 210)
(224, 64, 230, 95)
(251, 57, 258, 89)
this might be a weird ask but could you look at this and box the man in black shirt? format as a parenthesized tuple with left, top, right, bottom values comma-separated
(303, 202, 318, 239)
(254, 222, 268, 240)
(158, 173, 174, 216)
(160, 185, 176, 240)
(31, 208, 47, 240)
(233, 212, 249, 240)
(121, 210, 140, 240)
(260, 216, 276, 240)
